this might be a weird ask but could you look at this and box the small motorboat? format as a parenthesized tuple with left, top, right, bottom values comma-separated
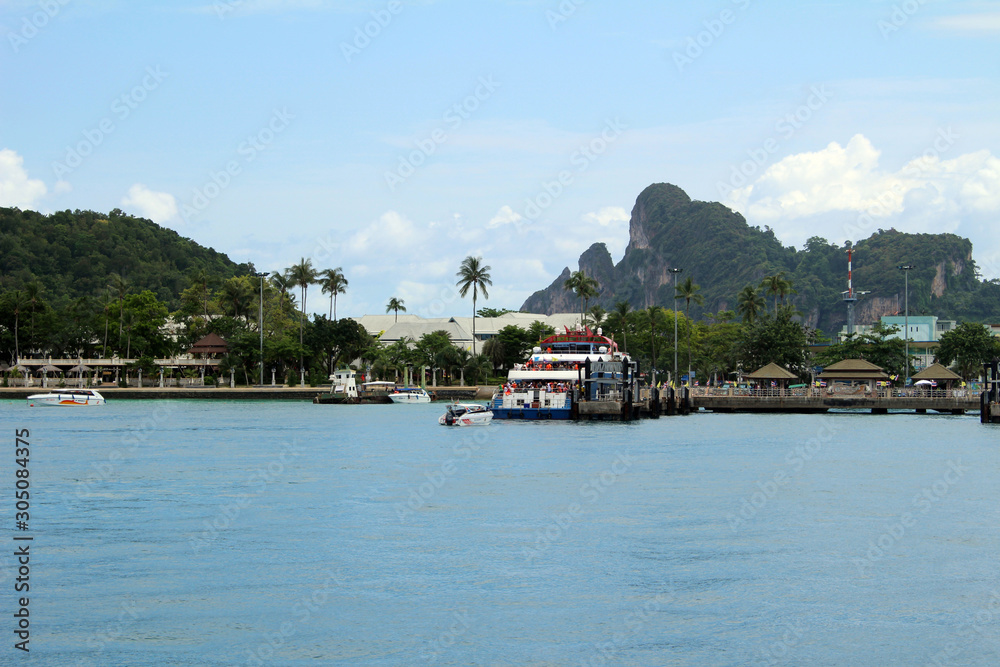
(388, 387, 432, 404)
(439, 403, 493, 426)
(27, 389, 106, 406)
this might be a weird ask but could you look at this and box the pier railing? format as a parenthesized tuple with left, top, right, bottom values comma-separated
(688, 387, 972, 400)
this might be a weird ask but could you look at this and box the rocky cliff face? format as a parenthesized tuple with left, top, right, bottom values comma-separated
(520, 243, 616, 314)
(520, 183, 989, 333)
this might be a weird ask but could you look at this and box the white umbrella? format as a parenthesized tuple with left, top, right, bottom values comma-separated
(914, 379, 933, 386)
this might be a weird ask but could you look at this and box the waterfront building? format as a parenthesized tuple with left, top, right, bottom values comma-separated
(353, 312, 586, 352)
(836, 315, 958, 372)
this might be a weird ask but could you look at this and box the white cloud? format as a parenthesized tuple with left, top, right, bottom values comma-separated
(581, 206, 629, 227)
(0, 149, 47, 209)
(487, 205, 524, 228)
(121, 184, 178, 224)
(723, 134, 1000, 277)
(345, 210, 422, 254)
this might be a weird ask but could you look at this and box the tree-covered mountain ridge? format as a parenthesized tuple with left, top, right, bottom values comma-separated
(521, 183, 999, 334)
(0, 206, 250, 307)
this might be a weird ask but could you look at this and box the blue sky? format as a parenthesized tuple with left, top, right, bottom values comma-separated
(2, 0, 999, 318)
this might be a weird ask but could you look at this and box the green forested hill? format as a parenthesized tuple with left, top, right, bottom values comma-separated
(0, 207, 249, 308)
(522, 183, 1000, 333)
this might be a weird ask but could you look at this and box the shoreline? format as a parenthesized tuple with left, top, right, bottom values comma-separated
(0, 386, 496, 401)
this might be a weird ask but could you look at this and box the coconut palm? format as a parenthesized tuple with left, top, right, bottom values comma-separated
(676, 277, 704, 385)
(386, 297, 406, 323)
(320, 268, 348, 321)
(219, 277, 254, 322)
(288, 258, 318, 383)
(586, 305, 607, 329)
(456, 256, 493, 356)
(100, 288, 113, 357)
(24, 281, 42, 353)
(8, 289, 26, 362)
(563, 270, 600, 325)
(109, 273, 131, 348)
(737, 285, 765, 324)
(760, 272, 796, 316)
(270, 271, 294, 313)
(611, 300, 632, 353)
(188, 268, 212, 319)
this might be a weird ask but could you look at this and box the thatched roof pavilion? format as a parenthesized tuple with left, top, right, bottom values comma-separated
(912, 363, 962, 389)
(817, 359, 888, 383)
(747, 362, 798, 387)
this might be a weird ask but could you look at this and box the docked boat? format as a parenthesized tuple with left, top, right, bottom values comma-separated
(491, 327, 631, 420)
(439, 403, 493, 426)
(388, 387, 432, 404)
(27, 389, 105, 406)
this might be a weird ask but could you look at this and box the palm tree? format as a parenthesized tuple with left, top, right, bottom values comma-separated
(646, 305, 661, 375)
(9, 289, 26, 363)
(288, 258, 318, 383)
(270, 271, 294, 313)
(737, 285, 765, 324)
(100, 288, 113, 357)
(612, 300, 632, 353)
(109, 273, 130, 348)
(586, 304, 607, 329)
(563, 270, 599, 325)
(220, 277, 253, 322)
(676, 277, 704, 385)
(456, 256, 493, 356)
(320, 268, 348, 321)
(386, 297, 406, 323)
(24, 281, 42, 353)
(482, 337, 506, 375)
(760, 272, 795, 316)
(189, 268, 212, 319)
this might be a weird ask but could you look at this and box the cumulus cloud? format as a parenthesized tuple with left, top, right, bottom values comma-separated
(581, 206, 629, 227)
(722, 133, 1000, 277)
(345, 210, 423, 254)
(0, 149, 47, 209)
(487, 205, 524, 228)
(121, 184, 179, 224)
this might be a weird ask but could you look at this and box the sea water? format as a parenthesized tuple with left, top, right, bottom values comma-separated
(3, 399, 999, 666)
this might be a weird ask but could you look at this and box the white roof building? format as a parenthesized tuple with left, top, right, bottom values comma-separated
(353, 312, 588, 351)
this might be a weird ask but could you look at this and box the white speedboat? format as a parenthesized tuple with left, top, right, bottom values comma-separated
(389, 387, 432, 404)
(439, 403, 493, 426)
(27, 389, 105, 406)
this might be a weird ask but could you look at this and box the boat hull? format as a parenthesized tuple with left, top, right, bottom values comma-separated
(27, 391, 105, 406)
(490, 407, 571, 420)
(438, 412, 493, 426)
(388, 393, 431, 404)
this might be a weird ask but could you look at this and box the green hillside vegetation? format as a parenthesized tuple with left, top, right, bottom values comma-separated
(524, 183, 999, 334)
(0, 207, 249, 308)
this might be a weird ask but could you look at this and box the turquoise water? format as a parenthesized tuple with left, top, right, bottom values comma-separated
(4, 399, 1000, 665)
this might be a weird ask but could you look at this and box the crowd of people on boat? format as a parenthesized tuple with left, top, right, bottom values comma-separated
(514, 359, 581, 371)
(499, 380, 577, 394)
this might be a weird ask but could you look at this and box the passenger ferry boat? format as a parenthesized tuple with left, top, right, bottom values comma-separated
(491, 327, 629, 420)
(27, 389, 106, 406)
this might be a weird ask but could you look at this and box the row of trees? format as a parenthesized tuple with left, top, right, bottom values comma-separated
(562, 269, 1000, 383)
(4, 249, 998, 386)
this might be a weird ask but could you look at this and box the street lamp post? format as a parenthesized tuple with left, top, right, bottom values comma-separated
(897, 265, 913, 385)
(255, 272, 267, 386)
(669, 268, 683, 387)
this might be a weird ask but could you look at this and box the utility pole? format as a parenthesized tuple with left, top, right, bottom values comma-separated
(669, 268, 683, 387)
(897, 264, 913, 385)
(255, 272, 267, 386)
